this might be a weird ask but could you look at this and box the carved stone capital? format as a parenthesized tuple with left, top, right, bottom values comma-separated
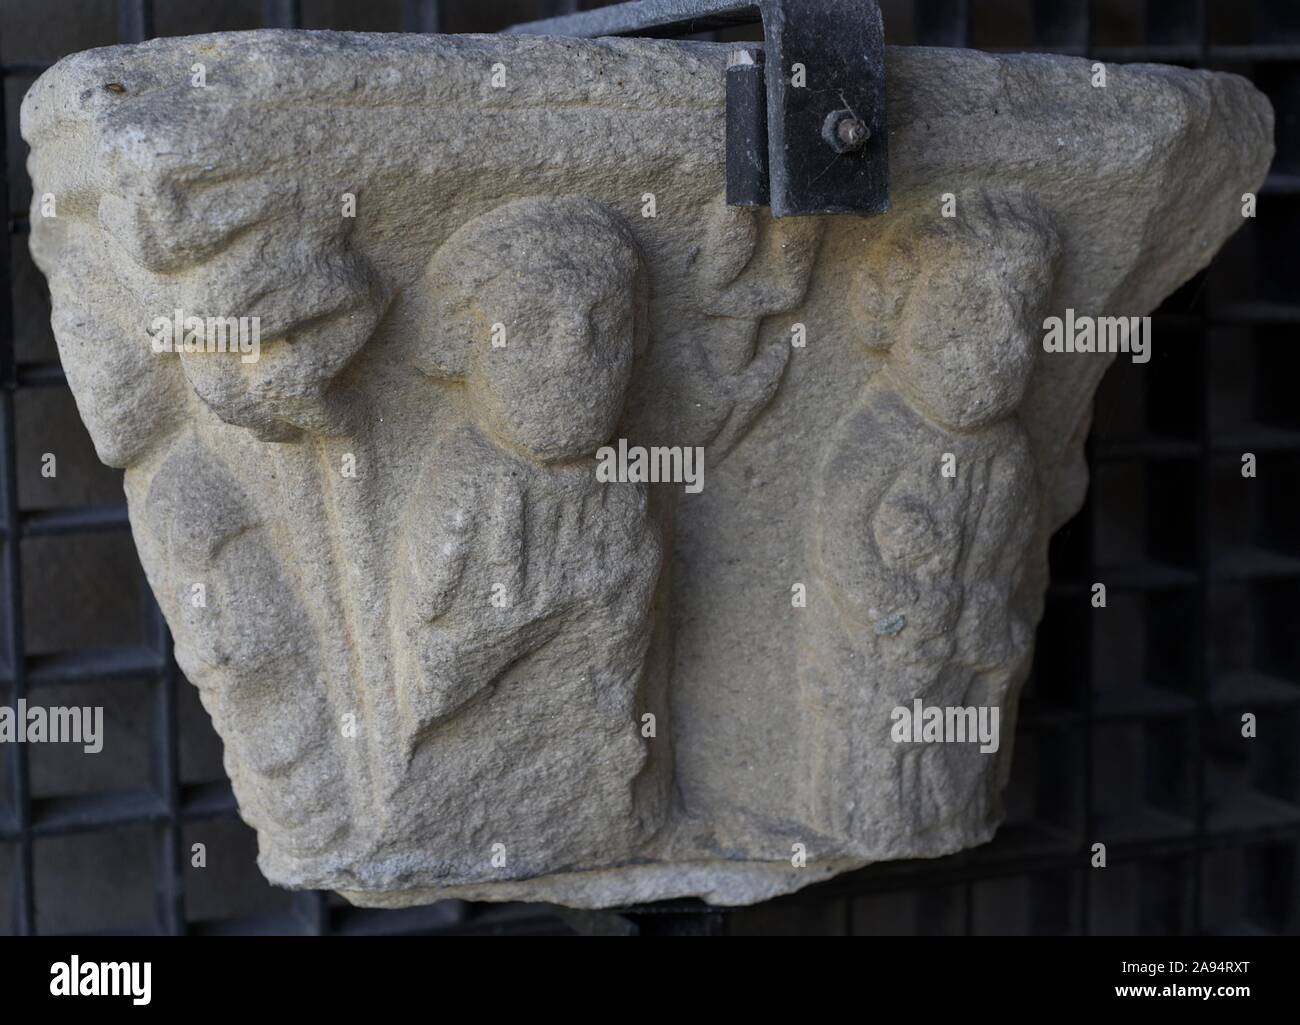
(23, 31, 1272, 907)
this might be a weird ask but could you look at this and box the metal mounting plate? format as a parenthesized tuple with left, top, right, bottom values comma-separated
(507, 0, 890, 218)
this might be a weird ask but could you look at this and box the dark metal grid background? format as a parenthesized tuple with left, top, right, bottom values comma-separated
(0, 0, 1296, 936)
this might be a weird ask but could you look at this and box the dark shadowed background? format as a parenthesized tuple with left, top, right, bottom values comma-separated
(0, 0, 1296, 936)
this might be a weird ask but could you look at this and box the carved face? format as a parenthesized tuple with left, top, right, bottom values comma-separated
(889, 267, 1038, 431)
(469, 264, 638, 462)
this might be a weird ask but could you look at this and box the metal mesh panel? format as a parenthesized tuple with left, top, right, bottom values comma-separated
(0, 0, 1295, 936)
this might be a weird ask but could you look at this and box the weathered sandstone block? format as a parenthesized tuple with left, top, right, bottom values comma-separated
(23, 30, 1272, 907)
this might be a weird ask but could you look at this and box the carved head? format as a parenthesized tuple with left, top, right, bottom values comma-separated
(688, 195, 824, 317)
(418, 197, 648, 462)
(882, 193, 1060, 431)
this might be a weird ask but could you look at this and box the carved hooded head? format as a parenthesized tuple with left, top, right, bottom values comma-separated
(415, 196, 649, 462)
(867, 191, 1061, 431)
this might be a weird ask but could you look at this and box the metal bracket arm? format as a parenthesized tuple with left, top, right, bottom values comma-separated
(508, 0, 890, 218)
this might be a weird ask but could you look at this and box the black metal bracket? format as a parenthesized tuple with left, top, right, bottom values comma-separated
(507, 0, 890, 218)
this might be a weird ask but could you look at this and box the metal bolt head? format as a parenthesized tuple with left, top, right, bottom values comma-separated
(838, 117, 869, 149)
(823, 109, 870, 154)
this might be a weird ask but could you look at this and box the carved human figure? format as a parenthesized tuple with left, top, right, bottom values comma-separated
(802, 195, 1059, 847)
(385, 197, 668, 871)
(631, 196, 824, 454)
(137, 439, 351, 858)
